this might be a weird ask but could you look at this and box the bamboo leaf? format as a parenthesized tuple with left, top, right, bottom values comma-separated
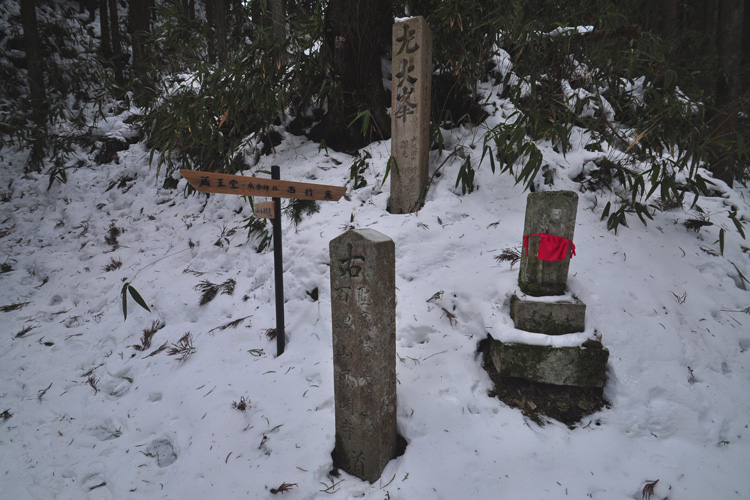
(218, 108, 229, 129)
(128, 285, 152, 313)
(729, 211, 746, 239)
(121, 283, 129, 321)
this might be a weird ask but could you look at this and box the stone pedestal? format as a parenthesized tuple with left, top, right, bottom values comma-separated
(510, 294, 586, 335)
(490, 341, 609, 388)
(490, 190, 607, 394)
(330, 229, 397, 483)
(389, 16, 432, 214)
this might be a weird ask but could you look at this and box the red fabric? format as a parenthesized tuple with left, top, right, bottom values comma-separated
(523, 233, 576, 261)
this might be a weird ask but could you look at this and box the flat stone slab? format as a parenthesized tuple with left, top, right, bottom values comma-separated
(510, 294, 586, 335)
(489, 339, 608, 388)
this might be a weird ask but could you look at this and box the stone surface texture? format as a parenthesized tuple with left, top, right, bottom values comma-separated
(490, 340, 609, 388)
(518, 191, 579, 296)
(330, 229, 397, 483)
(510, 294, 586, 335)
(390, 16, 432, 214)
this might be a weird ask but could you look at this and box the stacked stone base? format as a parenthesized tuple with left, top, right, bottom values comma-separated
(490, 292, 608, 390)
(510, 294, 586, 335)
(489, 340, 608, 388)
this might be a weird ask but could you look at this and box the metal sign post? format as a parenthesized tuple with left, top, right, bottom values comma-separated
(271, 166, 285, 355)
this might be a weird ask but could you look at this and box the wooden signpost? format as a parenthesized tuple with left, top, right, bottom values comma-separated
(181, 166, 346, 356)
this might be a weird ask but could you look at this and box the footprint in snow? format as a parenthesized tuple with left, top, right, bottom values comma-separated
(146, 438, 177, 467)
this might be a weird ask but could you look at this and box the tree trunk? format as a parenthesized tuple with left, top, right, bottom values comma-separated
(80, 0, 96, 22)
(20, 0, 46, 125)
(99, 0, 112, 60)
(206, 0, 216, 64)
(705, 0, 719, 42)
(108, 0, 123, 85)
(129, 0, 152, 84)
(660, 0, 678, 55)
(311, 0, 393, 151)
(216, 0, 227, 64)
(710, 0, 744, 186)
(744, 0, 750, 67)
(270, 0, 286, 41)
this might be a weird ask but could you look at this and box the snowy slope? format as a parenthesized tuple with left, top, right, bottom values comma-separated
(2, 105, 749, 500)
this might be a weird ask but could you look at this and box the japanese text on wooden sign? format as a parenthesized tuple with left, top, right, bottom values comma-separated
(180, 169, 346, 201)
(180, 167, 347, 357)
(254, 201, 276, 219)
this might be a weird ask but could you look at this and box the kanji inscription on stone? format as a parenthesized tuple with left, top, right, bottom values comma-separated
(330, 229, 397, 483)
(390, 16, 432, 214)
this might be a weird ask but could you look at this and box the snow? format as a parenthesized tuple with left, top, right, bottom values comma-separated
(1, 6, 749, 497)
(1, 115, 749, 499)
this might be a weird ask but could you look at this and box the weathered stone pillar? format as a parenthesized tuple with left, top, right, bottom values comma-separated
(518, 191, 579, 296)
(389, 16, 432, 214)
(330, 229, 397, 483)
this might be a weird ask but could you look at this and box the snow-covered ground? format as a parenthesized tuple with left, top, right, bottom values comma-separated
(2, 84, 750, 499)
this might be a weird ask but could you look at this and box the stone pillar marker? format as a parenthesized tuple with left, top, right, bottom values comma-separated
(518, 190, 579, 296)
(390, 16, 432, 214)
(330, 228, 397, 483)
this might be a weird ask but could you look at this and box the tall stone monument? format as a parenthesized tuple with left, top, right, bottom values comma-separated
(389, 16, 432, 214)
(330, 229, 397, 482)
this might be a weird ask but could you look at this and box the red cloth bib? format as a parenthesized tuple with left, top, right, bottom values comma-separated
(523, 233, 576, 261)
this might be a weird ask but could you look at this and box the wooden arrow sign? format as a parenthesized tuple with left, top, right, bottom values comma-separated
(180, 167, 346, 358)
(180, 169, 346, 201)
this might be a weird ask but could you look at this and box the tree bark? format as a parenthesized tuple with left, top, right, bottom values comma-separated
(20, 0, 46, 125)
(311, 0, 393, 151)
(744, 0, 750, 67)
(216, 0, 227, 64)
(206, 0, 216, 64)
(99, 0, 112, 60)
(710, 0, 744, 186)
(108, 0, 123, 85)
(80, 0, 97, 21)
(660, 0, 678, 60)
(270, 0, 286, 42)
(129, 0, 152, 84)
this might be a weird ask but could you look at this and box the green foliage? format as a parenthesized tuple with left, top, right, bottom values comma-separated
(284, 199, 320, 228)
(429, 0, 747, 240)
(455, 156, 475, 194)
(349, 151, 371, 190)
(243, 216, 272, 253)
(480, 116, 544, 191)
(46, 161, 67, 190)
(150, 2, 207, 73)
(142, 30, 290, 178)
(409, 0, 504, 126)
(140, 3, 330, 180)
(121, 283, 151, 321)
(0, 1, 140, 181)
(383, 156, 400, 185)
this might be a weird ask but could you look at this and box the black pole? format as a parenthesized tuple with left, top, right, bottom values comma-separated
(271, 165, 285, 356)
